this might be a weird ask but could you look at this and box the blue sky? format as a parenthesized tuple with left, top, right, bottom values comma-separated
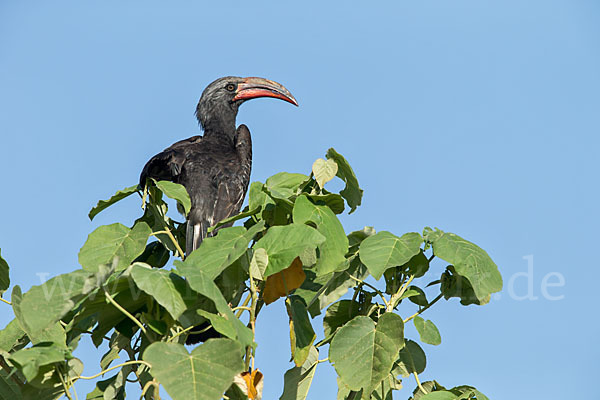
(1, 1, 598, 399)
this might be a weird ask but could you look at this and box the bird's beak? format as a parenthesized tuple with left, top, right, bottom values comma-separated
(233, 77, 298, 106)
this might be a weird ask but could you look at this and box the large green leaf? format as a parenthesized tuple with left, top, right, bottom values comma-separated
(326, 148, 363, 213)
(0, 368, 22, 400)
(265, 172, 309, 199)
(181, 222, 264, 280)
(293, 196, 348, 275)
(254, 224, 325, 277)
(413, 316, 441, 346)
(395, 340, 426, 377)
(8, 343, 69, 381)
(329, 313, 405, 393)
(130, 263, 189, 320)
(322, 300, 361, 339)
(359, 232, 423, 280)
(155, 180, 191, 216)
(280, 346, 319, 400)
(0, 250, 9, 296)
(0, 319, 26, 353)
(289, 297, 316, 366)
(88, 185, 139, 221)
(79, 222, 151, 272)
(12, 267, 112, 337)
(143, 340, 244, 400)
(175, 266, 253, 348)
(424, 228, 502, 302)
(312, 158, 338, 189)
(417, 392, 457, 400)
(305, 193, 345, 214)
(248, 182, 275, 213)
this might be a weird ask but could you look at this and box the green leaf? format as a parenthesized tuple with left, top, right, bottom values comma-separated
(143, 340, 244, 400)
(13, 267, 112, 337)
(359, 232, 423, 280)
(208, 206, 261, 233)
(304, 193, 345, 214)
(79, 222, 151, 272)
(280, 346, 319, 400)
(395, 340, 426, 377)
(134, 241, 170, 268)
(289, 297, 316, 367)
(130, 263, 189, 320)
(0, 319, 27, 353)
(249, 248, 269, 281)
(88, 184, 139, 221)
(254, 224, 325, 277)
(407, 286, 428, 306)
(402, 250, 430, 278)
(294, 257, 369, 317)
(265, 172, 309, 199)
(196, 310, 237, 340)
(9, 343, 69, 381)
(155, 180, 192, 216)
(248, 182, 275, 213)
(329, 313, 405, 393)
(424, 228, 502, 302)
(347, 226, 376, 248)
(323, 300, 361, 339)
(0, 368, 22, 400)
(175, 266, 253, 349)
(448, 385, 490, 400)
(413, 316, 442, 345)
(0, 250, 9, 296)
(419, 392, 457, 400)
(312, 158, 338, 189)
(326, 148, 363, 213)
(293, 196, 349, 275)
(181, 222, 264, 280)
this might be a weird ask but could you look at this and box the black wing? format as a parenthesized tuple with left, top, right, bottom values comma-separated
(139, 135, 202, 187)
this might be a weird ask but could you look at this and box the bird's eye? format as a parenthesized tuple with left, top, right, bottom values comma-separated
(226, 83, 236, 92)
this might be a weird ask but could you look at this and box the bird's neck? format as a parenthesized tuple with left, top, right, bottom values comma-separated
(202, 117, 238, 146)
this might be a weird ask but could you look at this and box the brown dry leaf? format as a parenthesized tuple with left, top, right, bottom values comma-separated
(262, 257, 306, 305)
(233, 369, 264, 400)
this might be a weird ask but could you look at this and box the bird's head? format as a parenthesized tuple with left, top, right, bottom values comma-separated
(195, 76, 298, 131)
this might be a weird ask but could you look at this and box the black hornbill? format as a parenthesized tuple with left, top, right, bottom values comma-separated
(139, 77, 297, 344)
(140, 76, 297, 254)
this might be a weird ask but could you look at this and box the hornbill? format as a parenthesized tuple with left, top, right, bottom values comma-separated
(140, 76, 297, 254)
(139, 77, 297, 344)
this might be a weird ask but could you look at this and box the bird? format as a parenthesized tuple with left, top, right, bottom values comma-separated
(139, 76, 298, 255)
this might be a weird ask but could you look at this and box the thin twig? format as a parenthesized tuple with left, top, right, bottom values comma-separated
(387, 275, 415, 312)
(57, 368, 74, 400)
(403, 293, 443, 323)
(0, 297, 11, 306)
(103, 287, 147, 335)
(149, 202, 185, 260)
(346, 273, 390, 309)
(75, 361, 152, 381)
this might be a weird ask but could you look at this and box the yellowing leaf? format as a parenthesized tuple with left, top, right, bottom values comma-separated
(312, 158, 338, 189)
(262, 258, 305, 305)
(233, 369, 264, 400)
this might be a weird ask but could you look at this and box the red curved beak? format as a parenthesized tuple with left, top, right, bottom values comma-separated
(233, 77, 298, 106)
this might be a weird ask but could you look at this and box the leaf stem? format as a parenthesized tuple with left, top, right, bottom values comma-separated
(414, 371, 427, 394)
(103, 287, 147, 335)
(346, 273, 390, 309)
(235, 293, 252, 318)
(387, 275, 415, 312)
(403, 293, 443, 323)
(0, 297, 11, 305)
(57, 369, 74, 400)
(149, 202, 185, 260)
(231, 306, 252, 313)
(75, 361, 152, 381)
(245, 266, 259, 371)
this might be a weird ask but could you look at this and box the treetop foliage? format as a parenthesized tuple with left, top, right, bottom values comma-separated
(0, 148, 501, 400)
